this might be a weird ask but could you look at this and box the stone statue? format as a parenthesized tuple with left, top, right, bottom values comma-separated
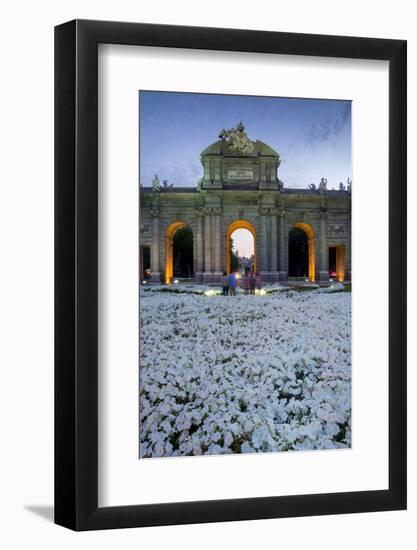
(347, 177, 352, 192)
(339, 181, 345, 191)
(162, 179, 174, 190)
(218, 122, 254, 155)
(319, 177, 327, 191)
(151, 174, 161, 192)
(308, 183, 316, 191)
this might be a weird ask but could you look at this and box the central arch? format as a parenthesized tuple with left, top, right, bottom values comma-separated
(226, 220, 257, 274)
(165, 221, 193, 283)
(289, 222, 316, 282)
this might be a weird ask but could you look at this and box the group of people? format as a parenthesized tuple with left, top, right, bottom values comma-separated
(221, 270, 262, 296)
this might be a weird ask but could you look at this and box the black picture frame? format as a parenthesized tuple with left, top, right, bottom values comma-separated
(55, 19, 407, 531)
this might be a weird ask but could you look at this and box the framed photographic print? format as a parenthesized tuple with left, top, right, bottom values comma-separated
(55, 20, 407, 530)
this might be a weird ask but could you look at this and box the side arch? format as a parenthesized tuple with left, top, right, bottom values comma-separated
(165, 221, 190, 283)
(226, 220, 257, 274)
(329, 243, 346, 282)
(291, 222, 316, 282)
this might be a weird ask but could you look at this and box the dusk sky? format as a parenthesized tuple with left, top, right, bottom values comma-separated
(139, 91, 352, 190)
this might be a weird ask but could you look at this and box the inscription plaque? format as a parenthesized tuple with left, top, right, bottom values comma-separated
(227, 167, 254, 180)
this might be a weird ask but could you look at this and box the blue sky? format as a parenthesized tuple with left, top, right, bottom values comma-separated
(139, 91, 351, 189)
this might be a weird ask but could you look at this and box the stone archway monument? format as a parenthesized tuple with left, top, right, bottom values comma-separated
(140, 123, 351, 285)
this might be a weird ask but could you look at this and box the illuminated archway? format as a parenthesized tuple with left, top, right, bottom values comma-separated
(329, 244, 345, 282)
(289, 222, 316, 282)
(165, 221, 193, 283)
(226, 220, 256, 274)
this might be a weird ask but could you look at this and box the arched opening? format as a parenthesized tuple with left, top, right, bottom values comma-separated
(140, 245, 151, 281)
(165, 222, 193, 283)
(226, 220, 256, 274)
(329, 244, 345, 282)
(288, 223, 315, 281)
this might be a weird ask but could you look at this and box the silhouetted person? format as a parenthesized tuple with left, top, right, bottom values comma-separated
(243, 272, 250, 295)
(228, 272, 237, 296)
(249, 271, 256, 295)
(221, 272, 229, 296)
(255, 272, 262, 292)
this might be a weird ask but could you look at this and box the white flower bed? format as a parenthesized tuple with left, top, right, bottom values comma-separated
(317, 282, 345, 293)
(141, 284, 217, 295)
(140, 291, 351, 458)
(141, 282, 316, 296)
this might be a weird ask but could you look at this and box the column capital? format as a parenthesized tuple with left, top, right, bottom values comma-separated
(203, 206, 222, 215)
(259, 207, 271, 216)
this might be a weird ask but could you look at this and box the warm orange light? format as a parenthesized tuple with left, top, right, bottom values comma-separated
(335, 244, 345, 282)
(226, 220, 257, 274)
(294, 222, 316, 282)
(165, 221, 187, 284)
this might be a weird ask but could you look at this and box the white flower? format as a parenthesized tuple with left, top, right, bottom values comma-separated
(241, 442, 256, 453)
(243, 419, 254, 433)
(224, 431, 234, 448)
(207, 444, 224, 455)
(211, 432, 221, 443)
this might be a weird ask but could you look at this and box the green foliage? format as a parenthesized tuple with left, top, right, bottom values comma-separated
(230, 237, 239, 272)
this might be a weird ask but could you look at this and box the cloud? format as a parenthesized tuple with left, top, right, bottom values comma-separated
(304, 103, 350, 148)
(140, 159, 203, 187)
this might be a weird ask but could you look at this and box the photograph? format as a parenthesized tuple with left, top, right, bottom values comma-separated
(139, 91, 352, 459)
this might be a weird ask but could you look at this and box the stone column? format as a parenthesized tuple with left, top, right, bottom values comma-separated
(346, 208, 352, 281)
(203, 159, 211, 188)
(213, 207, 222, 282)
(259, 208, 270, 281)
(203, 209, 212, 283)
(278, 209, 288, 281)
(318, 210, 329, 282)
(195, 210, 204, 283)
(270, 209, 279, 282)
(150, 207, 161, 282)
(212, 160, 222, 189)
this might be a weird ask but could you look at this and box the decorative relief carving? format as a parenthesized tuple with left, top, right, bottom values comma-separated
(329, 223, 345, 234)
(139, 223, 150, 234)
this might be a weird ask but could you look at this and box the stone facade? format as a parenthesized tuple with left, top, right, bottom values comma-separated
(140, 126, 351, 285)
